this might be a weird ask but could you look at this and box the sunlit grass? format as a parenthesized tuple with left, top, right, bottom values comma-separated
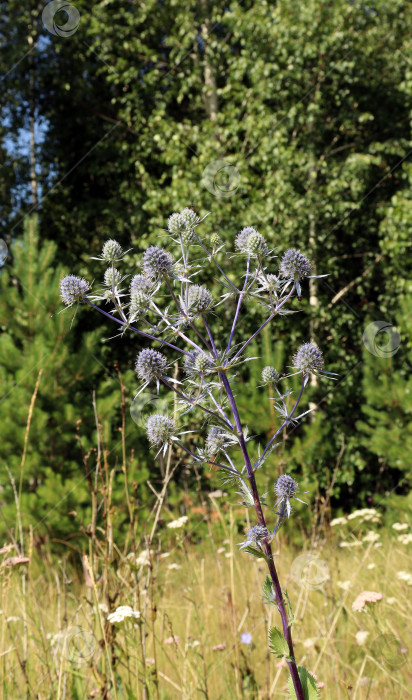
(1, 506, 411, 699)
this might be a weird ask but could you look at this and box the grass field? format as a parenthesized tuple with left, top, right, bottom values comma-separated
(1, 502, 411, 699)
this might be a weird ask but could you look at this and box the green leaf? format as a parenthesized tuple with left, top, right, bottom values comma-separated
(287, 666, 320, 700)
(263, 575, 276, 605)
(242, 545, 268, 561)
(268, 627, 289, 658)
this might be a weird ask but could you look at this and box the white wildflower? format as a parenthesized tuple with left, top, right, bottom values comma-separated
(392, 523, 408, 531)
(355, 630, 369, 645)
(107, 606, 141, 624)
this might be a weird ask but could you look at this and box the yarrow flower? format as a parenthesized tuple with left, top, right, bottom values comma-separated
(107, 606, 141, 624)
(143, 246, 174, 277)
(167, 515, 188, 529)
(261, 366, 280, 385)
(279, 249, 311, 280)
(60, 275, 91, 306)
(102, 239, 123, 263)
(135, 348, 168, 382)
(293, 343, 324, 375)
(187, 285, 213, 313)
(352, 591, 383, 612)
(146, 414, 175, 447)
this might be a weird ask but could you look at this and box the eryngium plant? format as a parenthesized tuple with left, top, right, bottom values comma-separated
(60, 210, 337, 700)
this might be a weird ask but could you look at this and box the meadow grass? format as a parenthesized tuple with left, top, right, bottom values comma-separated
(0, 504, 411, 700)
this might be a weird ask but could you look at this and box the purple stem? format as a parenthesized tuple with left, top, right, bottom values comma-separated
(231, 282, 296, 362)
(218, 370, 304, 700)
(256, 378, 307, 469)
(85, 299, 193, 356)
(226, 257, 250, 355)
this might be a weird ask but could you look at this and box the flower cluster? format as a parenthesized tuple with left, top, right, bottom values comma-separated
(184, 351, 213, 376)
(261, 366, 279, 385)
(143, 246, 174, 277)
(107, 606, 141, 624)
(293, 343, 324, 375)
(235, 227, 268, 256)
(168, 207, 200, 244)
(146, 414, 175, 446)
(135, 349, 168, 382)
(102, 239, 123, 263)
(60, 275, 91, 306)
(104, 267, 121, 287)
(187, 285, 213, 314)
(279, 248, 311, 280)
(206, 427, 228, 455)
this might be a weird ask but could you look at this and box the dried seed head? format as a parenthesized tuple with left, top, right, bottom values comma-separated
(102, 239, 123, 263)
(187, 285, 213, 313)
(60, 275, 91, 306)
(279, 249, 311, 280)
(293, 343, 324, 374)
(261, 366, 279, 385)
(135, 348, 168, 382)
(143, 246, 174, 276)
(146, 414, 175, 446)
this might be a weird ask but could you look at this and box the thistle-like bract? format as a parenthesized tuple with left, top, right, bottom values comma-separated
(187, 285, 213, 313)
(60, 275, 91, 306)
(293, 342, 324, 374)
(135, 348, 168, 382)
(261, 366, 279, 385)
(104, 267, 121, 287)
(279, 248, 311, 280)
(143, 246, 174, 277)
(146, 414, 175, 446)
(102, 239, 123, 262)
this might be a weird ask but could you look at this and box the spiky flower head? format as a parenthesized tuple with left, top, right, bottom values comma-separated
(293, 343, 324, 374)
(275, 474, 298, 501)
(246, 230, 268, 256)
(184, 351, 213, 375)
(187, 285, 213, 313)
(235, 226, 258, 254)
(60, 275, 91, 306)
(245, 525, 268, 544)
(168, 208, 199, 244)
(180, 207, 199, 229)
(135, 348, 168, 382)
(102, 239, 123, 263)
(130, 290, 149, 317)
(279, 248, 311, 280)
(130, 274, 152, 294)
(261, 366, 279, 385)
(210, 232, 221, 247)
(146, 414, 175, 446)
(206, 426, 228, 455)
(143, 246, 174, 277)
(167, 212, 184, 235)
(104, 267, 121, 287)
